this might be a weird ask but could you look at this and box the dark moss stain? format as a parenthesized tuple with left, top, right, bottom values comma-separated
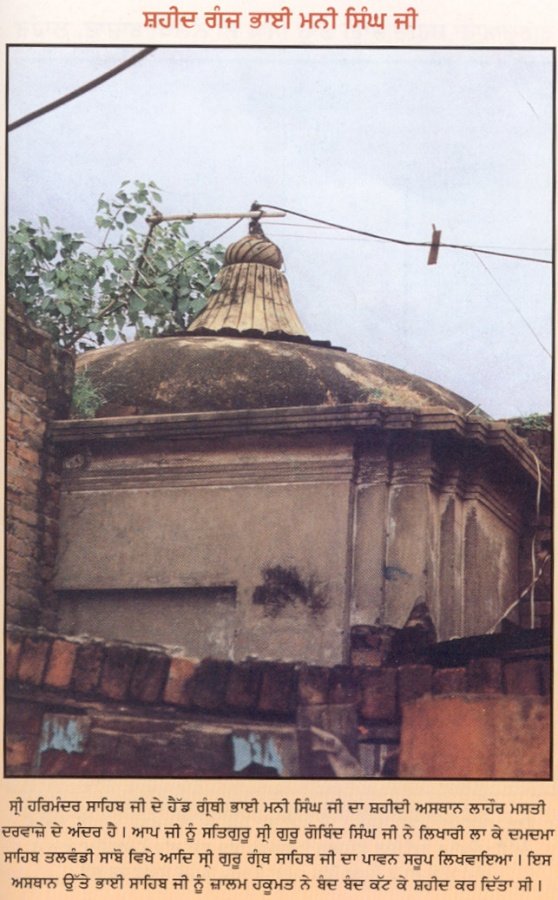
(76, 336, 475, 418)
(383, 565, 411, 582)
(252, 565, 328, 618)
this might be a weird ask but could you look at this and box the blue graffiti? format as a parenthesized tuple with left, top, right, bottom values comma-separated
(232, 732, 284, 774)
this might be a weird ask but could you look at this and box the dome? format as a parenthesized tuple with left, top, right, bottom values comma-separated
(77, 334, 477, 417)
(75, 229, 479, 418)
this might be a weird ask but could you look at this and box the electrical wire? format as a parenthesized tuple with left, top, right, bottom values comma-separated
(258, 203, 552, 265)
(486, 443, 547, 634)
(473, 252, 551, 358)
(8, 48, 157, 132)
(486, 551, 550, 634)
(529, 451, 543, 630)
(154, 216, 243, 276)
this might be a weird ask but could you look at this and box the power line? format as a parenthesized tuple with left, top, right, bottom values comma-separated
(8, 48, 157, 132)
(260, 202, 550, 357)
(473, 252, 551, 359)
(258, 203, 552, 266)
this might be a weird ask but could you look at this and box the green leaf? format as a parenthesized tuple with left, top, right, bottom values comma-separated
(8, 180, 227, 348)
(128, 294, 146, 313)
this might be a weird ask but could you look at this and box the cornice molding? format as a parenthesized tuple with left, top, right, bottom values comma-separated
(50, 403, 549, 492)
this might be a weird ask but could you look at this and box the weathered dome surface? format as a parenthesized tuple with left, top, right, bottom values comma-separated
(77, 335, 477, 417)
(76, 231, 480, 419)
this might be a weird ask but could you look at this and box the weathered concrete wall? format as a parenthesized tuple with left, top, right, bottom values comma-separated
(58, 587, 237, 659)
(55, 419, 539, 662)
(462, 500, 519, 636)
(351, 434, 523, 641)
(55, 433, 354, 665)
(6, 299, 74, 628)
(508, 418, 551, 631)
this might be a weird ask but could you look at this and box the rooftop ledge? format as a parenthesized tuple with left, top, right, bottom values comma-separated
(50, 402, 549, 491)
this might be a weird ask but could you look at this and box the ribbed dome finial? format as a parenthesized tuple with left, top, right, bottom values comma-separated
(224, 234, 283, 269)
(187, 233, 307, 338)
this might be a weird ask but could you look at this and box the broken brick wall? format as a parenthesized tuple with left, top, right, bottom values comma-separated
(6, 625, 550, 777)
(6, 298, 75, 629)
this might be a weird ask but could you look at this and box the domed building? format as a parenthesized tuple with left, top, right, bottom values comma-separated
(51, 231, 544, 668)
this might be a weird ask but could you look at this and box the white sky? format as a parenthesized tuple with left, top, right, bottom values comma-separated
(8, 46, 553, 418)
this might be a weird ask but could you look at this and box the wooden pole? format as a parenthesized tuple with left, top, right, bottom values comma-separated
(146, 211, 286, 224)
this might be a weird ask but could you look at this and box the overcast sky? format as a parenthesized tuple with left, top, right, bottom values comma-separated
(8, 46, 553, 418)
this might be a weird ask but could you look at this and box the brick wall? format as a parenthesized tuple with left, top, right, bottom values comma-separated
(6, 299, 74, 629)
(6, 625, 550, 777)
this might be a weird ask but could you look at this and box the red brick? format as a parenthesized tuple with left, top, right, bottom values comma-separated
(129, 650, 170, 703)
(163, 656, 197, 706)
(26, 348, 43, 369)
(9, 374, 25, 391)
(6, 631, 24, 679)
(258, 663, 298, 717)
(18, 636, 51, 685)
(7, 358, 30, 380)
(7, 580, 40, 604)
(9, 341, 27, 363)
(17, 445, 41, 466)
(6, 736, 38, 771)
(466, 658, 503, 694)
(358, 668, 397, 722)
(298, 665, 331, 706)
(328, 665, 359, 704)
(44, 639, 78, 689)
(6, 416, 25, 439)
(8, 552, 38, 576)
(5, 699, 44, 735)
(504, 659, 542, 695)
(9, 473, 40, 494)
(9, 519, 36, 541)
(6, 481, 24, 501)
(11, 506, 39, 527)
(8, 535, 39, 558)
(351, 648, 384, 667)
(99, 644, 140, 701)
(21, 422, 46, 448)
(73, 642, 105, 694)
(190, 659, 233, 711)
(398, 665, 433, 706)
(432, 667, 467, 695)
(225, 662, 263, 712)
(25, 370, 48, 394)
